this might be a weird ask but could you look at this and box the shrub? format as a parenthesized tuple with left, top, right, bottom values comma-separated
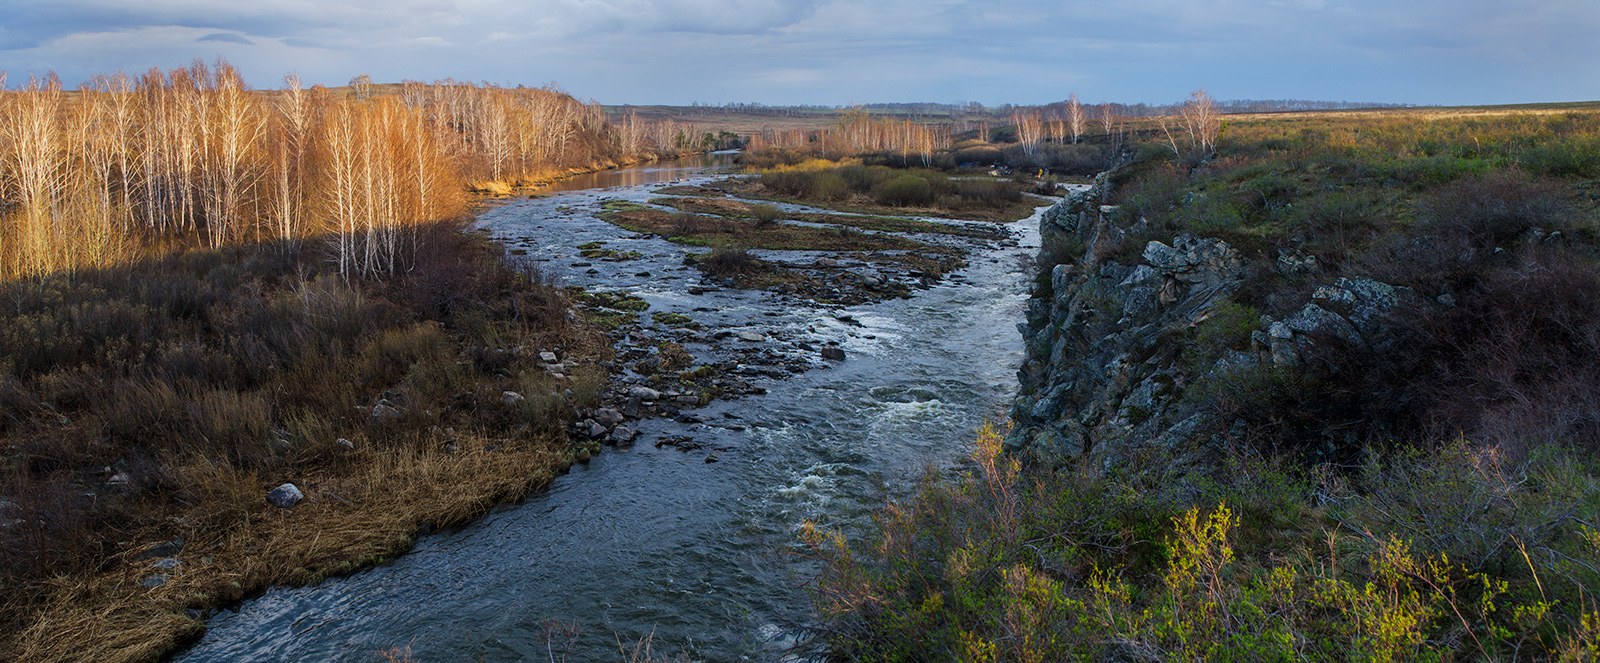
(748, 203, 785, 227)
(758, 170, 813, 197)
(811, 172, 848, 201)
(1418, 171, 1572, 249)
(696, 246, 759, 276)
(952, 179, 1022, 207)
(1183, 299, 1259, 373)
(807, 428, 1600, 662)
(876, 175, 934, 207)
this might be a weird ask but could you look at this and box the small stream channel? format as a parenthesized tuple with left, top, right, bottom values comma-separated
(173, 154, 1054, 662)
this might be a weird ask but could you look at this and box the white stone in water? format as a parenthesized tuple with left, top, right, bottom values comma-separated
(266, 483, 303, 508)
(736, 331, 766, 342)
(629, 386, 662, 401)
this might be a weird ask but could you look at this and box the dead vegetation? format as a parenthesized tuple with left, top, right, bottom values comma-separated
(0, 223, 611, 662)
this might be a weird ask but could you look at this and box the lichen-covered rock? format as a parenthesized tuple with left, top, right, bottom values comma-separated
(1011, 191, 1239, 463)
(1142, 234, 1243, 286)
(1013, 165, 1432, 467)
(1285, 303, 1363, 347)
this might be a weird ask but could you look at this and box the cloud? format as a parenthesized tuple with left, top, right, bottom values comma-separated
(197, 33, 253, 44)
(0, 0, 1594, 105)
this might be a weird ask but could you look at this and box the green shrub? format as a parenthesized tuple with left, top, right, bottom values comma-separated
(1181, 299, 1260, 375)
(812, 172, 849, 201)
(876, 175, 934, 207)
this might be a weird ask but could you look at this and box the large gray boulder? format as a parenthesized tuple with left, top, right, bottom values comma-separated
(594, 408, 625, 427)
(1142, 234, 1243, 286)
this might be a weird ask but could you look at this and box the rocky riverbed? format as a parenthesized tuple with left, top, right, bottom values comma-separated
(171, 157, 1065, 662)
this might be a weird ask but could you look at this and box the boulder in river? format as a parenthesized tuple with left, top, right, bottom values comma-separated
(629, 386, 662, 401)
(821, 347, 846, 361)
(594, 408, 625, 427)
(266, 483, 303, 508)
(737, 331, 766, 342)
(610, 426, 638, 444)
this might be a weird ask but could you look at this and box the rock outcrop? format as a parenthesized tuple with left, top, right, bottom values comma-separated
(1009, 174, 1420, 464)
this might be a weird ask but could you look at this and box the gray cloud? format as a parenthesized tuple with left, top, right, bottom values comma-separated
(0, 0, 1593, 105)
(197, 33, 253, 44)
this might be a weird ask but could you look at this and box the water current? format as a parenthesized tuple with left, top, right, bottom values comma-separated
(173, 154, 1053, 662)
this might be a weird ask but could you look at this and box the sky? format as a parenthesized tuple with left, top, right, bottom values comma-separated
(0, 0, 1595, 107)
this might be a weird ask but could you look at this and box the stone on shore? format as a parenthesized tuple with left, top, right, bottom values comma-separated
(266, 483, 304, 508)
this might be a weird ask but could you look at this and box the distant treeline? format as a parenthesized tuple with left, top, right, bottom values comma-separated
(671, 98, 1411, 118)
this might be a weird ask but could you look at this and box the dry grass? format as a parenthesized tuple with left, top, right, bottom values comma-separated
(12, 438, 569, 663)
(0, 224, 607, 662)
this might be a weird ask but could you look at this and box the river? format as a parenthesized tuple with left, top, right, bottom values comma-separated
(173, 154, 1051, 662)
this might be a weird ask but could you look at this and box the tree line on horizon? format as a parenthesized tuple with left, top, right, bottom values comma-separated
(740, 90, 1228, 171)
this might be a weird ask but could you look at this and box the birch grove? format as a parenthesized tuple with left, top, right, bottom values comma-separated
(0, 61, 688, 279)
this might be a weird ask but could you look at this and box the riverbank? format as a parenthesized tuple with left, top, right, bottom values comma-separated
(166, 158, 1054, 661)
(0, 223, 613, 663)
(807, 108, 1600, 660)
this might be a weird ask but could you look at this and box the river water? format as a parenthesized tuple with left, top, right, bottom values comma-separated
(173, 155, 1051, 662)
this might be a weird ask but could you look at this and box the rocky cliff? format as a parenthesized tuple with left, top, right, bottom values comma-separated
(1008, 173, 1423, 462)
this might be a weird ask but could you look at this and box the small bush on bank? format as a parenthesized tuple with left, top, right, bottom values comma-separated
(695, 246, 760, 276)
(876, 175, 934, 207)
(748, 204, 785, 227)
